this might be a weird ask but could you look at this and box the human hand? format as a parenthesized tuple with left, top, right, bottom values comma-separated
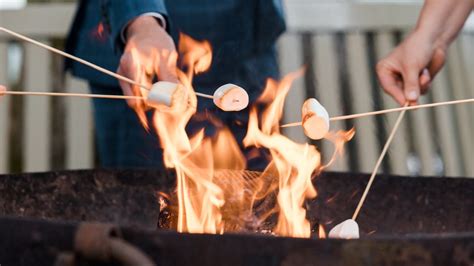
(376, 30, 447, 105)
(117, 16, 178, 109)
(0, 85, 5, 96)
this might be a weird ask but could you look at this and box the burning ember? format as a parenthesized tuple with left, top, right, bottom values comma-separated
(130, 34, 354, 238)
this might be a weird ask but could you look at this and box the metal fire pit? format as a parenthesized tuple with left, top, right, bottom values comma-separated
(0, 169, 473, 265)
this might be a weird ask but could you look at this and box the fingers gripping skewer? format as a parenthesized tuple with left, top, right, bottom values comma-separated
(328, 103, 409, 239)
(0, 27, 249, 111)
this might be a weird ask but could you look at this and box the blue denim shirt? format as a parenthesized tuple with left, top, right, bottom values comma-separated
(66, 0, 286, 107)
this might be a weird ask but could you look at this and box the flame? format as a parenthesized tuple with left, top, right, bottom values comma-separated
(128, 33, 354, 237)
(97, 23, 105, 38)
(243, 70, 320, 238)
(178, 33, 212, 81)
(91, 22, 108, 42)
(243, 69, 354, 237)
(319, 224, 327, 239)
(120, 39, 165, 129)
(320, 128, 355, 170)
(149, 34, 247, 233)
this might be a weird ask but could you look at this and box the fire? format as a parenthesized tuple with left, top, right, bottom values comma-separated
(319, 224, 327, 239)
(151, 34, 244, 234)
(320, 128, 356, 170)
(243, 70, 320, 238)
(129, 33, 354, 237)
(240, 72, 353, 237)
(91, 22, 108, 42)
(178, 33, 212, 81)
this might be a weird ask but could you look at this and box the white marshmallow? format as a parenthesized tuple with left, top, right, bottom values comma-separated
(328, 219, 360, 239)
(301, 98, 330, 140)
(146, 81, 181, 109)
(213, 84, 249, 112)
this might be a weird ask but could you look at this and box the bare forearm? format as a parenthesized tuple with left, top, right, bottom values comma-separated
(415, 0, 473, 48)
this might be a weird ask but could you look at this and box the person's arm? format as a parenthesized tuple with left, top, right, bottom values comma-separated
(103, 0, 169, 51)
(376, 0, 473, 105)
(102, 0, 178, 108)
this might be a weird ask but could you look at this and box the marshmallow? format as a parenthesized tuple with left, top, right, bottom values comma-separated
(301, 98, 330, 140)
(146, 81, 182, 109)
(328, 219, 360, 239)
(213, 84, 249, 112)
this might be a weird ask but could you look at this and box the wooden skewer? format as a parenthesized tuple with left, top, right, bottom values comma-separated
(0, 27, 148, 91)
(195, 92, 214, 99)
(351, 103, 409, 221)
(2, 91, 143, 101)
(281, 98, 474, 127)
(0, 27, 215, 99)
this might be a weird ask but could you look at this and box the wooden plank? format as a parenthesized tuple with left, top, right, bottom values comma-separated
(460, 34, 474, 99)
(23, 41, 51, 172)
(459, 34, 474, 136)
(0, 3, 76, 38)
(0, 3, 471, 38)
(464, 12, 474, 32)
(0, 42, 9, 173)
(277, 33, 308, 143)
(397, 32, 437, 176)
(445, 40, 473, 176)
(409, 95, 438, 176)
(345, 33, 378, 173)
(284, 1, 421, 32)
(374, 32, 410, 175)
(312, 33, 348, 171)
(284, 1, 474, 33)
(65, 74, 93, 169)
(458, 33, 474, 176)
(430, 67, 463, 177)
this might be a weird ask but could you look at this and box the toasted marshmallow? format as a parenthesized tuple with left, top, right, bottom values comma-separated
(301, 98, 330, 140)
(146, 81, 181, 109)
(213, 84, 249, 111)
(328, 219, 360, 239)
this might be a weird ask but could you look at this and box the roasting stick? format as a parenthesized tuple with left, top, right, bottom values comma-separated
(0, 27, 147, 91)
(281, 98, 474, 127)
(352, 103, 409, 221)
(0, 26, 215, 99)
(328, 103, 409, 239)
(2, 90, 143, 101)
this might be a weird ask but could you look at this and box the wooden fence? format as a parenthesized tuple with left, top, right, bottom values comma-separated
(0, 2, 473, 176)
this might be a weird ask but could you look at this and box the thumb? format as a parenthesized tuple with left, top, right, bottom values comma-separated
(403, 67, 421, 104)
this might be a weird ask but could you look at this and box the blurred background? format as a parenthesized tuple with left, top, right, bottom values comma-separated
(0, 0, 472, 176)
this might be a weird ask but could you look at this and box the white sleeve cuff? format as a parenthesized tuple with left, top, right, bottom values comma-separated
(121, 12, 167, 43)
